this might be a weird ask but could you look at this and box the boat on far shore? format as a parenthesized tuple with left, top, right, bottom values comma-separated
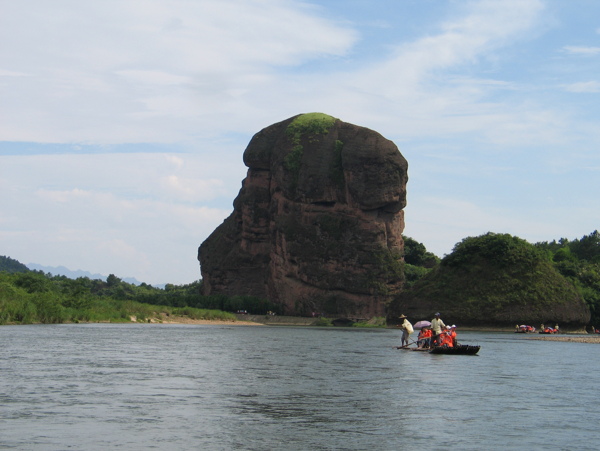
(515, 325, 536, 333)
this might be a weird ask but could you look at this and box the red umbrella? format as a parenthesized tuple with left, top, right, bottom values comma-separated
(413, 320, 431, 329)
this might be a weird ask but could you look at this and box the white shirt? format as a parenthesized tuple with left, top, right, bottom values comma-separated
(431, 317, 446, 334)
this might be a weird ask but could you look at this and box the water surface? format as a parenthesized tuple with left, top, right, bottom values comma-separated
(1, 324, 598, 450)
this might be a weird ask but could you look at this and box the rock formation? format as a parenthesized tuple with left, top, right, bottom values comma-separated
(198, 113, 408, 317)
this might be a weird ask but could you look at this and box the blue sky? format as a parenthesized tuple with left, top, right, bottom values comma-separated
(1, 0, 599, 285)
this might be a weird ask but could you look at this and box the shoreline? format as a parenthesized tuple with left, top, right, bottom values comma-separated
(133, 313, 263, 326)
(5, 314, 600, 343)
(160, 317, 262, 326)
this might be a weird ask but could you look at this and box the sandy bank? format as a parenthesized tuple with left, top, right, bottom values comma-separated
(161, 318, 262, 326)
(130, 313, 263, 326)
(156, 313, 318, 326)
(233, 314, 318, 326)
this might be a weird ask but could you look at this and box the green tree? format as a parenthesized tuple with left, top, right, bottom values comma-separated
(402, 236, 440, 267)
(536, 231, 600, 325)
(570, 230, 600, 262)
(33, 292, 66, 323)
(0, 255, 30, 273)
(106, 274, 122, 287)
(390, 232, 589, 327)
(13, 271, 51, 293)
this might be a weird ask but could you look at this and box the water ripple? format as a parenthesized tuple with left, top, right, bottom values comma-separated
(1, 325, 600, 450)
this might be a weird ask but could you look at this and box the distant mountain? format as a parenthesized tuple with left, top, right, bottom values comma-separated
(26, 263, 142, 285)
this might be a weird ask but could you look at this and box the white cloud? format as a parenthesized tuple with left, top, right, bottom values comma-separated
(0, 152, 241, 283)
(366, 0, 544, 85)
(36, 187, 97, 203)
(160, 175, 227, 202)
(115, 70, 193, 86)
(280, 0, 554, 147)
(0, 69, 31, 77)
(0, 0, 557, 149)
(2, 0, 600, 285)
(0, 0, 357, 143)
(564, 81, 600, 93)
(562, 45, 600, 55)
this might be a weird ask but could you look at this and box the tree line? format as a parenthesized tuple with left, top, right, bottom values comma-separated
(0, 262, 281, 325)
(534, 230, 600, 324)
(401, 230, 600, 325)
(2, 229, 598, 325)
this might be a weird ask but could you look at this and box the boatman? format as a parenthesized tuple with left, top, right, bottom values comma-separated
(398, 314, 414, 347)
(430, 312, 446, 346)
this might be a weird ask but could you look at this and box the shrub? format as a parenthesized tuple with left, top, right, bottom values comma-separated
(352, 317, 387, 328)
(315, 316, 333, 327)
(33, 292, 67, 324)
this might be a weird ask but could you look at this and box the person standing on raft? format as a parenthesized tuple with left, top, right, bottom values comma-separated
(430, 313, 446, 346)
(398, 314, 414, 347)
(449, 325, 458, 347)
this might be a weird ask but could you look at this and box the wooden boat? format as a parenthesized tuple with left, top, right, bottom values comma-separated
(429, 345, 480, 355)
(396, 345, 480, 355)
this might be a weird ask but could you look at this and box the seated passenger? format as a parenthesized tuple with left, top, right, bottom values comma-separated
(417, 326, 432, 348)
(439, 326, 454, 347)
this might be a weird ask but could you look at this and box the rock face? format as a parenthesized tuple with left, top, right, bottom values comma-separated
(198, 113, 408, 317)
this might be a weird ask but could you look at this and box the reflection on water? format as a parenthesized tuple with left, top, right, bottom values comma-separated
(1, 324, 599, 450)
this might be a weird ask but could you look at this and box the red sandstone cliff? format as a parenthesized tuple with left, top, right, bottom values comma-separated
(198, 113, 408, 317)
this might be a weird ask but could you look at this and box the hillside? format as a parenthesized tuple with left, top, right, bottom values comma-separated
(0, 256, 30, 273)
(388, 233, 590, 328)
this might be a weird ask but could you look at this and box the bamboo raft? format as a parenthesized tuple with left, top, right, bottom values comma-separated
(429, 344, 480, 355)
(396, 344, 481, 355)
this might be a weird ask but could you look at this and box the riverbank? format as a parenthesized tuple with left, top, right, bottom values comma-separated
(131, 313, 263, 326)
(127, 314, 600, 340)
(128, 313, 313, 326)
(233, 314, 318, 326)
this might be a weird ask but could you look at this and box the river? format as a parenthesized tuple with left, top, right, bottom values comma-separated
(1, 324, 599, 450)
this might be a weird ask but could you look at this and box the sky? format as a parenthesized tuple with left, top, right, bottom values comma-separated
(1, 0, 599, 285)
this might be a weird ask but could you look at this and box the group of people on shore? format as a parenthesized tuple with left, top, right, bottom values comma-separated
(398, 313, 457, 348)
(515, 323, 561, 334)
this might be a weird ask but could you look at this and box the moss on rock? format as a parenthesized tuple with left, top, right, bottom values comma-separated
(286, 113, 338, 139)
